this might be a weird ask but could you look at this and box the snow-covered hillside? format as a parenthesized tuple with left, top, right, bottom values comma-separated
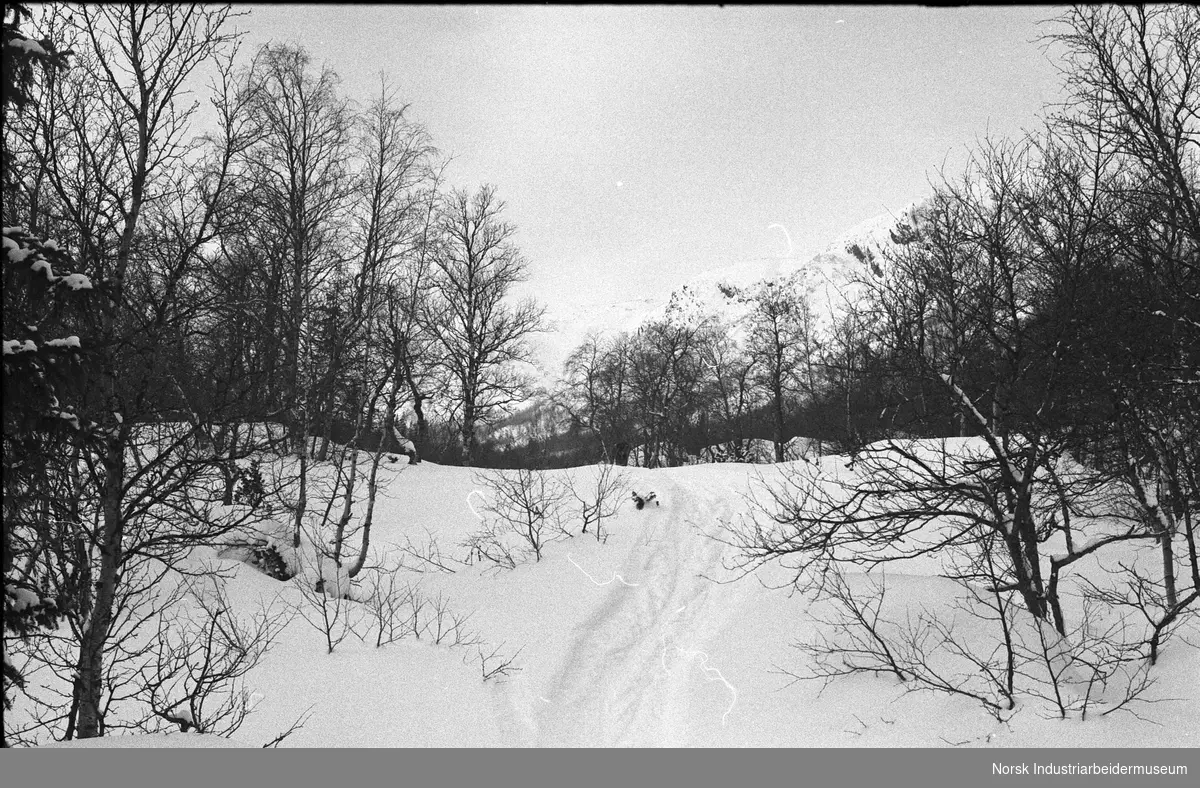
(534, 204, 923, 380)
(21, 447, 1196, 748)
(821, 200, 924, 268)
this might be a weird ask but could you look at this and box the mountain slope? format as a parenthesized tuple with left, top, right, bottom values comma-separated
(534, 203, 925, 378)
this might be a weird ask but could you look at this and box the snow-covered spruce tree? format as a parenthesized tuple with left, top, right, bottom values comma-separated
(1, 228, 94, 735)
(1, 3, 86, 740)
(1, 3, 69, 223)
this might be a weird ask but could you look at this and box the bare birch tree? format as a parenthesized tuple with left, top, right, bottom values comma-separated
(427, 185, 544, 466)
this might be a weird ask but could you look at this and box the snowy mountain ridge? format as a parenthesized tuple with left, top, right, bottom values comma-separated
(534, 201, 926, 378)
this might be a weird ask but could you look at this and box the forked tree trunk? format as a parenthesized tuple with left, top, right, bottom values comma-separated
(1004, 510, 1049, 623)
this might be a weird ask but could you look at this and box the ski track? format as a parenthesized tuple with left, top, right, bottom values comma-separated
(532, 472, 738, 747)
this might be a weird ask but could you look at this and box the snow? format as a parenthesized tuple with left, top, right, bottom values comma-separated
(12, 444, 1199, 748)
(30, 260, 56, 281)
(822, 201, 923, 262)
(55, 409, 82, 430)
(316, 560, 351, 599)
(3, 339, 38, 355)
(5, 584, 42, 611)
(40, 732, 246, 748)
(6, 38, 51, 57)
(2, 229, 90, 289)
(61, 273, 93, 290)
(389, 429, 416, 454)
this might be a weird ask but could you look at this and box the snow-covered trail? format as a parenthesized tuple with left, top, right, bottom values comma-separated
(531, 470, 743, 747)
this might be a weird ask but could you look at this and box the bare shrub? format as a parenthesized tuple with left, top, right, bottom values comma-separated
(782, 568, 1017, 721)
(566, 463, 630, 540)
(141, 579, 288, 737)
(468, 468, 568, 563)
(359, 564, 482, 650)
(783, 563, 1170, 723)
(1079, 561, 1200, 668)
(476, 642, 523, 683)
(786, 570, 909, 686)
(405, 584, 429, 641)
(291, 550, 364, 654)
(396, 528, 462, 574)
(260, 706, 316, 748)
(360, 563, 416, 647)
(446, 612, 485, 649)
(461, 522, 520, 571)
(420, 591, 482, 648)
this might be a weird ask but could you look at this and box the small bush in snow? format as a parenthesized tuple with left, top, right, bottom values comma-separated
(361, 564, 418, 647)
(475, 642, 523, 683)
(566, 464, 629, 540)
(784, 563, 1167, 724)
(143, 579, 287, 737)
(468, 468, 568, 564)
(291, 551, 364, 654)
(421, 590, 482, 648)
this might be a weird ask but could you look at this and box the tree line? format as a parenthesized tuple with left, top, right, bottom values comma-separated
(553, 278, 869, 468)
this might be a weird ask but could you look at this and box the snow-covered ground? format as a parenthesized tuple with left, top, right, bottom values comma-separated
(22, 444, 1194, 749)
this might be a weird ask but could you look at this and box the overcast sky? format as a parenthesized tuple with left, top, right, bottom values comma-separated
(231, 4, 1064, 313)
